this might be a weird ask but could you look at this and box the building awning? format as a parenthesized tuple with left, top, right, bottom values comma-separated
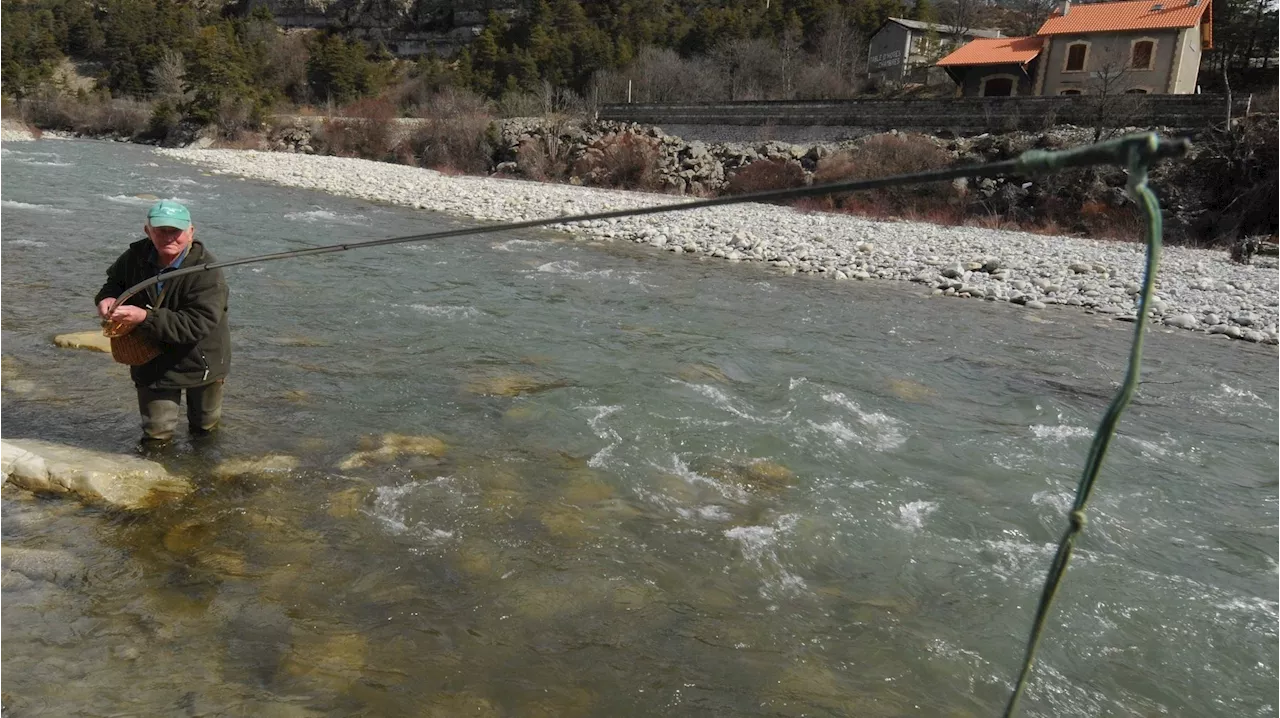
(936, 37, 1044, 67)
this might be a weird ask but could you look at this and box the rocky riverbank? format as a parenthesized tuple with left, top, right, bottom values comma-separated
(154, 146, 1278, 344)
(0, 118, 38, 141)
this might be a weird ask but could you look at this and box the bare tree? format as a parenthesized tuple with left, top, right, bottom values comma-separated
(711, 38, 783, 100)
(815, 10, 867, 89)
(589, 47, 730, 104)
(1005, 0, 1058, 36)
(632, 46, 704, 102)
(1083, 49, 1150, 141)
(265, 33, 310, 104)
(149, 49, 190, 104)
(794, 63, 856, 98)
(777, 24, 804, 99)
(938, 0, 977, 42)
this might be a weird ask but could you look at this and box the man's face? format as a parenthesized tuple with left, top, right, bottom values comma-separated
(145, 223, 194, 259)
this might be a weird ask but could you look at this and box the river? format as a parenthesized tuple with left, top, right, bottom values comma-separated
(2, 139, 1276, 717)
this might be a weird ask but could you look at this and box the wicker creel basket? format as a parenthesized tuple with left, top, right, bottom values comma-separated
(102, 320, 161, 366)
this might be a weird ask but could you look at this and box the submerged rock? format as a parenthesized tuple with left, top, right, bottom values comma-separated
(280, 631, 368, 694)
(561, 471, 614, 506)
(213, 454, 300, 479)
(464, 373, 569, 397)
(885, 377, 937, 402)
(1, 547, 86, 585)
(539, 504, 591, 541)
(707, 458, 797, 494)
(325, 487, 367, 519)
(676, 363, 731, 383)
(52, 330, 111, 354)
(1, 438, 192, 510)
(421, 692, 501, 718)
(337, 432, 448, 470)
(455, 538, 499, 577)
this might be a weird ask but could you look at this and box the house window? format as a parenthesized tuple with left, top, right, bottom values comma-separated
(1131, 39, 1156, 70)
(1125, 88, 1150, 94)
(1064, 42, 1089, 72)
(981, 76, 1015, 96)
(1060, 89, 1083, 95)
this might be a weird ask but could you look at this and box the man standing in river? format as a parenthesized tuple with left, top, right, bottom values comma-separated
(95, 200, 231, 444)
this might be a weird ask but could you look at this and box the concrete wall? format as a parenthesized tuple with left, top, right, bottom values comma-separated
(868, 23, 911, 82)
(597, 95, 1250, 132)
(869, 23, 981, 84)
(1170, 27, 1204, 93)
(1039, 30, 1182, 95)
(956, 63, 1039, 97)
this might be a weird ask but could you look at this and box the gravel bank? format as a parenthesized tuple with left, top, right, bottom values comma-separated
(156, 148, 1279, 345)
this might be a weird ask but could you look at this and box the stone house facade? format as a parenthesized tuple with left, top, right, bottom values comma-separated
(937, 0, 1213, 96)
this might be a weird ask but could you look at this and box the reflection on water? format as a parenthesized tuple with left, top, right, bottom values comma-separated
(3, 140, 1277, 717)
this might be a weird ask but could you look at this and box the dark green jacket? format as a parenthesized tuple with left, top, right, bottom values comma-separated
(95, 238, 231, 389)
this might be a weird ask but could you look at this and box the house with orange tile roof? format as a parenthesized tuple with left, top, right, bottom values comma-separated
(937, 0, 1214, 96)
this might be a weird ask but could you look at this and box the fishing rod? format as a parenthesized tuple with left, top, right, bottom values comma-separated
(102, 131, 1191, 718)
(107, 133, 1188, 312)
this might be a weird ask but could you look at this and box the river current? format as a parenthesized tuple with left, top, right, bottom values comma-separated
(2, 139, 1276, 717)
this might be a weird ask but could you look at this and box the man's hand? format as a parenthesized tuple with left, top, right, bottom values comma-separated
(108, 305, 147, 326)
(97, 298, 117, 320)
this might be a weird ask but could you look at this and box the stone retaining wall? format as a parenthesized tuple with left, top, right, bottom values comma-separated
(598, 96, 1258, 134)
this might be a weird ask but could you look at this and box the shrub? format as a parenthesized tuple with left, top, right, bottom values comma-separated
(144, 100, 183, 142)
(1252, 87, 1279, 115)
(725, 158, 806, 195)
(1077, 199, 1144, 241)
(1167, 116, 1278, 245)
(20, 90, 151, 138)
(812, 133, 956, 212)
(399, 115, 495, 174)
(95, 98, 151, 137)
(571, 132, 662, 191)
(313, 97, 398, 161)
(212, 95, 260, 140)
(409, 86, 491, 122)
(508, 116, 576, 181)
(211, 131, 268, 150)
(391, 89, 497, 173)
(497, 90, 544, 119)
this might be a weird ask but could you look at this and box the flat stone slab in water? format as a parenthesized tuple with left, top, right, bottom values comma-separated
(52, 330, 111, 353)
(1, 438, 192, 510)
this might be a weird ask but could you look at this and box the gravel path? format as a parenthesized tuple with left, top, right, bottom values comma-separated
(156, 148, 1279, 345)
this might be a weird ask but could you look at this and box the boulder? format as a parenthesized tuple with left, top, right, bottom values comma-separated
(53, 330, 111, 353)
(1, 439, 192, 510)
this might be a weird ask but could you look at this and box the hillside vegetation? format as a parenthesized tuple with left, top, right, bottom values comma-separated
(2, 0, 1275, 247)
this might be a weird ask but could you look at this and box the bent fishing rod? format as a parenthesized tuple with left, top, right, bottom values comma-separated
(109, 133, 1187, 312)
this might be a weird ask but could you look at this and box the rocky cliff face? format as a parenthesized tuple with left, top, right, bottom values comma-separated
(250, 0, 518, 54)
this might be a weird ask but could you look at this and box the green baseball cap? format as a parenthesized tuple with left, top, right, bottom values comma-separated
(147, 199, 191, 230)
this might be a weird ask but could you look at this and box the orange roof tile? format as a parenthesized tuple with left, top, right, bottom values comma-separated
(1037, 0, 1210, 35)
(936, 36, 1044, 66)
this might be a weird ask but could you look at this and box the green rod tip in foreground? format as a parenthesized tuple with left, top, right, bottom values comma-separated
(1000, 132, 1171, 718)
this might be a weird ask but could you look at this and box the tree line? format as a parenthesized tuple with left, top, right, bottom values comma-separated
(2, 0, 1275, 127)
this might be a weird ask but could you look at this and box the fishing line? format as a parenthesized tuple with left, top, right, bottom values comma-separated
(107, 135, 1186, 309)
